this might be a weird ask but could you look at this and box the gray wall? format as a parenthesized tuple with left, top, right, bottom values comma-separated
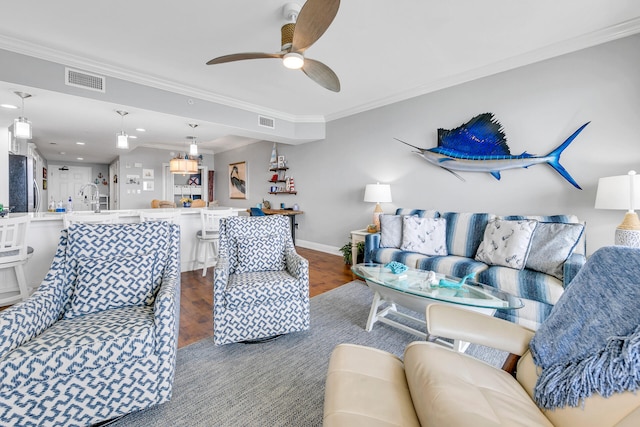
(215, 34, 640, 255)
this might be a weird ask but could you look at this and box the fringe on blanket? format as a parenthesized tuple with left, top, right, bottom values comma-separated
(534, 323, 640, 409)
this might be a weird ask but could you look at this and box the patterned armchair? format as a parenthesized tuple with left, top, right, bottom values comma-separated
(213, 215, 309, 345)
(0, 221, 180, 426)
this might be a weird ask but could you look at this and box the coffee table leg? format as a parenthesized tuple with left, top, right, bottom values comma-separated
(366, 291, 382, 331)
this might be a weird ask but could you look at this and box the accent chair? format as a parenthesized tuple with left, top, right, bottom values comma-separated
(213, 215, 309, 345)
(0, 221, 181, 426)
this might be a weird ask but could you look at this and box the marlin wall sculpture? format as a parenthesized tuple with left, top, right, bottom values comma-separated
(396, 113, 589, 189)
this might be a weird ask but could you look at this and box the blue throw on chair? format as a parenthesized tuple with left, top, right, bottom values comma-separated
(213, 215, 309, 345)
(0, 221, 181, 426)
(249, 207, 266, 216)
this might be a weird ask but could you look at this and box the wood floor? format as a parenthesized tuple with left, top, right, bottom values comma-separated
(178, 247, 354, 348)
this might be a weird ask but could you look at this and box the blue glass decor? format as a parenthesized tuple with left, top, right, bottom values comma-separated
(385, 261, 408, 275)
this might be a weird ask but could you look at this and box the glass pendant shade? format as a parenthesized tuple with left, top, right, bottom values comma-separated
(116, 131, 129, 149)
(189, 141, 198, 156)
(14, 117, 32, 139)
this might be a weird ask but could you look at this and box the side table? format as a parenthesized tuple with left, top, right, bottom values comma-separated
(350, 229, 373, 264)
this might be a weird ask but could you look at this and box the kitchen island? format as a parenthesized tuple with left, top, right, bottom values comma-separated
(1, 207, 244, 296)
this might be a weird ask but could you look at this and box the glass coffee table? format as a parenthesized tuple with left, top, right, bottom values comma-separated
(351, 263, 523, 351)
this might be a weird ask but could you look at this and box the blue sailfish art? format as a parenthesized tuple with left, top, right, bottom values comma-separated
(396, 113, 589, 189)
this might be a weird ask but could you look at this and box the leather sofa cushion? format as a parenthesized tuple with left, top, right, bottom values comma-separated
(324, 344, 420, 427)
(404, 342, 552, 426)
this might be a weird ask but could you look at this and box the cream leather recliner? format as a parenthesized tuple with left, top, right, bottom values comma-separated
(324, 304, 640, 427)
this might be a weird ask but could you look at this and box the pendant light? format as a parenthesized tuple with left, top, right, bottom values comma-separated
(14, 91, 32, 140)
(188, 123, 198, 156)
(170, 123, 199, 174)
(116, 110, 129, 149)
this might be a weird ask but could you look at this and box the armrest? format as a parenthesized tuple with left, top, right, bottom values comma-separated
(563, 252, 586, 289)
(426, 305, 535, 356)
(0, 276, 65, 358)
(285, 249, 309, 281)
(153, 270, 180, 350)
(213, 257, 230, 301)
(364, 232, 381, 263)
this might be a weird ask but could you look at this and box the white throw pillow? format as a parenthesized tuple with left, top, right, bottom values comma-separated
(379, 214, 403, 248)
(65, 252, 156, 319)
(236, 234, 285, 273)
(526, 222, 585, 279)
(400, 216, 448, 256)
(475, 219, 538, 270)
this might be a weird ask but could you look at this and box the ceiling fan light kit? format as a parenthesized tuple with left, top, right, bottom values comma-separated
(206, 0, 341, 92)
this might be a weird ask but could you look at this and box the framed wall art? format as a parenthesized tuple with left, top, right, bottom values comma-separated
(229, 161, 247, 199)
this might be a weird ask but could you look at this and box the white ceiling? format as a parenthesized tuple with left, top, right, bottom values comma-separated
(1, 0, 639, 164)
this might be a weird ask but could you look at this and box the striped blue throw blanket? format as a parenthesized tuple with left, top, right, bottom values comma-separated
(529, 246, 640, 409)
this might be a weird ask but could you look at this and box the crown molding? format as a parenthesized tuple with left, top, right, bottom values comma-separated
(0, 34, 325, 125)
(325, 18, 640, 122)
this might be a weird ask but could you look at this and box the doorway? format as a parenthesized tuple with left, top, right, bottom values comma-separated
(48, 165, 92, 211)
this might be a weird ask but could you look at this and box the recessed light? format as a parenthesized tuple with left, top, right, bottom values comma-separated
(136, 128, 146, 132)
(1, 104, 18, 109)
(76, 141, 85, 145)
(77, 157, 83, 160)
(60, 151, 66, 155)
(129, 135, 138, 139)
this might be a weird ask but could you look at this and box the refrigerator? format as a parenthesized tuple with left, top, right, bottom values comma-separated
(9, 154, 40, 213)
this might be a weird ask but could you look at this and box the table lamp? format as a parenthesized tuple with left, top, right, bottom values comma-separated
(595, 170, 640, 247)
(364, 182, 392, 232)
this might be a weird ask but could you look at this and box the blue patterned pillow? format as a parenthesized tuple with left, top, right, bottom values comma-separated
(400, 216, 447, 256)
(380, 215, 403, 248)
(64, 252, 156, 319)
(475, 219, 538, 270)
(236, 235, 285, 273)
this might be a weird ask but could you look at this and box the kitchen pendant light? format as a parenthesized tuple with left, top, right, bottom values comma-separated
(116, 110, 129, 149)
(188, 123, 198, 156)
(14, 91, 32, 140)
(170, 123, 199, 174)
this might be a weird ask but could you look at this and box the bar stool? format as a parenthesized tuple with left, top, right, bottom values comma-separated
(139, 210, 180, 224)
(194, 209, 236, 276)
(63, 213, 119, 229)
(0, 215, 33, 306)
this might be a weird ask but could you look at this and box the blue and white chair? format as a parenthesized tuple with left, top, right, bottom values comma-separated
(0, 221, 180, 426)
(213, 215, 310, 345)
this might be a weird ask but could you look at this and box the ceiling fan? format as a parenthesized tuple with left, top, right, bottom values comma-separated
(206, 0, 341, 92)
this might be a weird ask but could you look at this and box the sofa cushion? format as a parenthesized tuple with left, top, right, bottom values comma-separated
(500, 214, 584, 254)
(0, 305, 155, 392)
(478, 265, 565, 306)
(442, 212, 496, 258)
(379, 214, 404, 248)
(417, 255, 489, 279)
(64, 252, 156, 319)
(370, 248, 432, 269)
(401, 216, 448, 256)
(224, 270, 301, 307)
(235, 234, 285, 273)
(475, 219, 538, 270)
(525, 222, 585, 280)
(404, 341, 552, 427)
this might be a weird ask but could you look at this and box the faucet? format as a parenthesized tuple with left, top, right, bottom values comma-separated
(79, 183, 101, 213)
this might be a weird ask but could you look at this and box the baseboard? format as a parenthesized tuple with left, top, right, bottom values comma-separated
(296, 239, 341, 257)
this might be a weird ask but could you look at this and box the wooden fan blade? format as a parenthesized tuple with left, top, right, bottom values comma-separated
(292, 0, 340, 52)
(206, 52, 284, 65)
(302, 58, 340, 92)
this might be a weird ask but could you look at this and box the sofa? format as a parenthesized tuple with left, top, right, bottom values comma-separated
(364, 209, 586, 330)
(0, 222, 181, 426)
(324, 246, 640, 426)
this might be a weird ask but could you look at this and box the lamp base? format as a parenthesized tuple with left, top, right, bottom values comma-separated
(372, 203, 384, 232)
(615, 228, 640, 248)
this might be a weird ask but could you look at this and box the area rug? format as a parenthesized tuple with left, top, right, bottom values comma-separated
(108, 281, 505, 426)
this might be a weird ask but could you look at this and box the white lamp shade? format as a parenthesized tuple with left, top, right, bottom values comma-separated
(117, 132, 129, 149)
(595, 171, 640, 211)
(189, 142, 198, 156)
(364, 183, 392, 203)
(14, 117, 32, 140)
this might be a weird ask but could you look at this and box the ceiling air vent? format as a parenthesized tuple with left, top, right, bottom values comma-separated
(65, 68, 106, 93)
(258, 115, 275, 129)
